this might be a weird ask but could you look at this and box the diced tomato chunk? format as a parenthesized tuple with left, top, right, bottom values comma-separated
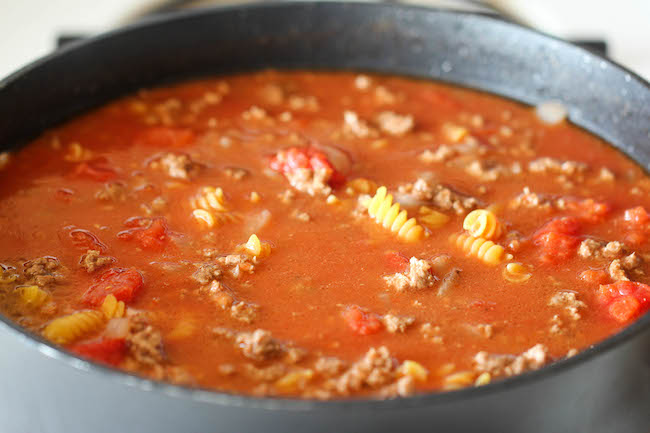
(135, 126, 195, 148)
(579, 269, 610, 285)
(597, 280, 650, 323)
(623, 206, 650, 226)
(534, 216, 582, 237)
(533, 217, 581, 264)
(73, 161, 117, 182)
(269, 147, 346, 187)
(625, 230, 647, 247)
(69, 338, 126, 366)
(568, 198, 612, 223)
(608, 296, 641, 323)
(117, 217, 169, 251)
(343, 306, 382, 336)
(384, 251, 409, 273)
(81, 267, 144, 306)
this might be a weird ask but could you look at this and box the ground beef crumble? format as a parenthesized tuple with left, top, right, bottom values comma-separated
(375, 111, 414, 136)
(95, 182, 127, 202)
(473, 344, 548, 377)
(23, 257, 62, 286)
(79, 250, 115, 273)
(285, 167, 332, 196)
(384, 257, 436, 291)
(126, 315, 166, 367)
(342, 110, 377, 138)
(608, 254, 643, 282)
(381, 314, 415, 333)
(156, 152, 200, 179)
(398, 177, 479, 214)
(578, 239, 627, 260)
(192, 262, 223, 284)
(548, 291, 586, 320)
(528, 157, 588, 176)
(327, 346, 410, 396)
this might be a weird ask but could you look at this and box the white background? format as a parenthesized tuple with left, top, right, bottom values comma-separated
(0, 0, 649, 80)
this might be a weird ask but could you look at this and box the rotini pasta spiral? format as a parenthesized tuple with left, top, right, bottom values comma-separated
(190, 186, 238, 228)
(419, 206, 450, 229)
(450, 232, 507, 265)
(42, 310, 105, 345)
(100, 294, 126, 319)
(366, 186, 424, 242)
(463, 209, 501, 239)
(502, 262, 532, 283)
(17, 285, 49, 308)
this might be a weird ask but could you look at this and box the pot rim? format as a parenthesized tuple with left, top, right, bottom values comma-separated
(1, 0, 649, 412)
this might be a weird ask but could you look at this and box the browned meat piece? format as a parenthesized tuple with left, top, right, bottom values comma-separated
(157, 152, 200, 180)
(235, 329, 283, 361)
(126, 315, 166, 367)
(191, 263, 223, 285)
(473, 344, 548, 377)
(230, 301, 259, 324)
(95, 182, 127, 202)
(548, 291, 586, 320)
(375, 111, 414, 136)
(285, 168, 332, 196)
(23, 257, 62, 286)
(398, 177, 478, 214)
(79, 250, 115, 273)
(216, 254, 256, 278)
(381, 314, 415, 333)
(578, 239, 627, 260)
(528, 157, 588, 175)
(384, 257, 435, 291)
(330, 346, 400, 395)
(314, 357, 347, 377)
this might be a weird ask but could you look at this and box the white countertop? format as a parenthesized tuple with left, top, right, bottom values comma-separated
(1, 0, 649, 80)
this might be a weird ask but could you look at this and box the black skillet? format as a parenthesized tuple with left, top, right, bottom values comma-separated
(0, 2, 648, 433)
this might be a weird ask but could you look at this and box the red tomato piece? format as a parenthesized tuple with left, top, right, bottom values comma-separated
(608, 296, 641, 323)
(534, 216, 582, 237)
(343, 306, 382, 336)
(117, 217, 169, 251)
(579, 269, 610, 285)
(597, 280, 650, 322)
(81, 267, 144, 306)
(73, 161, 117, 182)
(533, 217, 582, 264)
(269, 147, 346, 187)
(135, 126, 195, 148)
(384, 251, 409, 273)
(534, 231, 580, 264)
(568, 198, 611, 223)
(69, 338, 127, 366)
(623, 206, 650, 226)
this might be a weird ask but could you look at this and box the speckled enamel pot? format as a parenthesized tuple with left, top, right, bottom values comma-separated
(0, 3, 648, 432)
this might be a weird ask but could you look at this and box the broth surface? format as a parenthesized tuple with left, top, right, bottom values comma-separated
(1, 70, 649, 398)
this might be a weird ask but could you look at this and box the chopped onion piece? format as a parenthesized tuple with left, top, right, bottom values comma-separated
(104, 318, 129, 338)
(535, 100, 568, 125)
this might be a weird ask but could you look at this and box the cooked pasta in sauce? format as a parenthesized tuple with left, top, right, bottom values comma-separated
(0, 70, 649, 398)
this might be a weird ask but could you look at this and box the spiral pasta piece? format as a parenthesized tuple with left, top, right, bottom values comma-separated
(419, 206, 450, 229)
(450, 232, 506, 265)
(42, 310, 105, 345)
(366, 186, 424, 242)
(502, 262, 532, 283)
(190, 186, 238, 228)
(100, 294, 126, 319)
(17, 285, 49, 308)
(463, 209, 501, 239)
